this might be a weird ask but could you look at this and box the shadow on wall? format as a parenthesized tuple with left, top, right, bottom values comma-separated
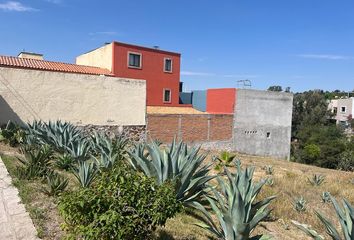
(0, 96, 24, 126)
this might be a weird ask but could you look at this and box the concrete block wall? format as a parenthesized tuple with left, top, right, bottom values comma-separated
(233, 89, 293, 159)
(147, 114, 233, 143)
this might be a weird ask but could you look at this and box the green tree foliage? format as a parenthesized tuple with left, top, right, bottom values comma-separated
(267, 85, 283, 92)
(291, 90, 352, 169)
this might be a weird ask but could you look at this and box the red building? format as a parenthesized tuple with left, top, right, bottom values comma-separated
(206, 88, 236, 114)
(76, 41, 181, 106)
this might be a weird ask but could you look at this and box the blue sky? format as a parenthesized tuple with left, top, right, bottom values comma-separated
(1, 0, 354, 92)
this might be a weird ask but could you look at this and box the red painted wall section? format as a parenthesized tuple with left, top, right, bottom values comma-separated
(206, 88, 236, 114)
(111, 42, 181, 106)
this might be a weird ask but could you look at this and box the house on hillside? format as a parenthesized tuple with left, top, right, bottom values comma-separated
(328, 97, 354, 127)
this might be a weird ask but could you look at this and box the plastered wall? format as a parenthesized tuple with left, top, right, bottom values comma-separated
(0, 67, 146, 126)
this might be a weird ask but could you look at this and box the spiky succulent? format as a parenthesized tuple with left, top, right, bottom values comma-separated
(308, 174, 325, 186)
(193, 161, 276, 240)
(26, 120, 83, 153)
(55, 154, 74, 170)
(128, 139, 215, 206)
(293, 196, 354, 240)
(16, 145, 53, 179)
(43, 172, 68, 196)
(263, 165, 274, 175)
(294, 196, 307, 212)
(72, 161, 97, 188)
(321, 192, 332, 203)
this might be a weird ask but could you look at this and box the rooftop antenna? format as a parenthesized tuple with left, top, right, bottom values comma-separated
(237, 79, 252, 89)
(153, 46, 160, 49)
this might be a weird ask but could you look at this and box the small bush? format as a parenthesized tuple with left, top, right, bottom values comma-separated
(337, 150, 354, 171)
(59, 163, 181, 239)
(0, 121, 25, 147)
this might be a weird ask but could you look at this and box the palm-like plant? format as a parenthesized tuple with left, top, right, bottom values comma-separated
(193, 162, 276, 240)
(128, 139, 215, 206)
(72, 161, 97, 188)
(292, 196, 354, 240)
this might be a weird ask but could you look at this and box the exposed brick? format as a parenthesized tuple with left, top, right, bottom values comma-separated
(147, 114, 233, 143)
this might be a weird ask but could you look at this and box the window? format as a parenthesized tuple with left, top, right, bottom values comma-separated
(128, 52, 142, 68)
(163, 89, 171, 103)
(333, 107, 338, 114)
(341, 106, 346, 113)
(164, 58, 172, 72)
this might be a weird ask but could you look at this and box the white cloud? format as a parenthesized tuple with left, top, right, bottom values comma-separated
(296, 54, 354, 60)
(180, 71, 215, 77)
(0, 1, 36, 11)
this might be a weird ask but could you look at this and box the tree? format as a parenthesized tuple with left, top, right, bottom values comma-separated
(267, 85, 282, 92)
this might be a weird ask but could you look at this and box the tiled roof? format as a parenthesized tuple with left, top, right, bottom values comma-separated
(0, 55, 113, 76)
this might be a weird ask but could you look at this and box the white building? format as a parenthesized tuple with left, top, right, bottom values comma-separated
(328, 97, 354, 126)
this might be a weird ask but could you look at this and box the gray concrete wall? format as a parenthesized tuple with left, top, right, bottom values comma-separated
(233, 89, 293, 160)
(0, 67, 146, 126)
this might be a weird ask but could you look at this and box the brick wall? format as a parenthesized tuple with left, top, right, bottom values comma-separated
(147, 114, 233, 143)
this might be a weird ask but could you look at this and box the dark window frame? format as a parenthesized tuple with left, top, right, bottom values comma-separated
(163, 88, 172, 103)
(164, 58, 173, 73)
(128, 52, 142, 69)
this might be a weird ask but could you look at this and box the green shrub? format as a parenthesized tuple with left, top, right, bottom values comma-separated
(304, 144, 321, 160)
(59, 163, 181, 240)
(337, 150, 354, 171)
(0, 121, 25, 147)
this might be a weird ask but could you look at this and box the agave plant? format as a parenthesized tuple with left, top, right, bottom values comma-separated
(90, 131, 128, 160)
(72, 161, 97, 188)
(66, 137, 91, 162)
(308, 174, 325, 186)
(16, 145, 53, 180)
(321, 191, 331, 203)
(128, 139, 215, 206)
(93, 153, 118, 170)
(193, 162, 276, 240)
(263, 165, 274, 175)
(293, 196, 307, 212)
(43, 172, 68, 196)
(214, 151, 236, 170)
(26, 120, 83, 153)
(265, 177, 274, 187)
(55, 154, 74, 170)
(292, 196, 354, 240)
